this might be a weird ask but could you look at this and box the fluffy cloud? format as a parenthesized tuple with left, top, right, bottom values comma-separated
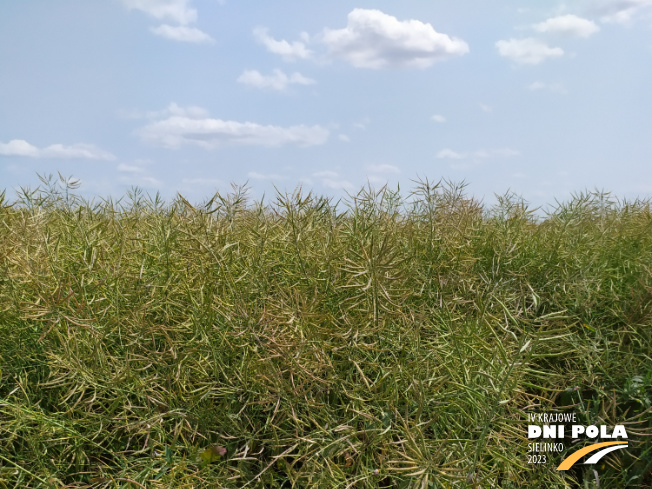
(121, 0, 197, 24)
(0, 139, 39, 157)
(436, 148, 466, 160)
(431, 114, 446, 123)
(137, 105, 329, 148)
(150, 24, 214, 43)
(237, 69, 315, 91)
(495, 38, 563, 64)
(322, 9, 469, 69)
(122, 0, 213, 43)
(0, 139, 115, 160)
(533, 15, 600, 37)
(254, 28, 312, 61)
(597, 0, 652, 24)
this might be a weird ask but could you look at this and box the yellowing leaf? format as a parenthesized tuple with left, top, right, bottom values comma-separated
(199, 445, 227, 464)
(344, 451, 353, 467)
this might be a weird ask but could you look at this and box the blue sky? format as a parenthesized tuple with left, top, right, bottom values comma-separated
(1, 0, 651, 210)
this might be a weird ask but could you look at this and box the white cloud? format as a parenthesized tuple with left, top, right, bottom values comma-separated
(254, 27, 312, 61)
(533, 15, 600, 38)
(480, 103, 492, 112)
(137, 105, 329, 148)
(322, 9, 469, 69)
(121, 0, 197, 25)
(366, 163, 400, 174)
(161, 102, 210, 118)
(528, 81, 567, 93)
(598, 0, 652, 24)
(496, 38, 563, 64)
(431, 114, 446, 123)
(436, 148, 466, 160)
(338, 134, 351, 142)
(237, 69, 315, 91)
(0, 139, 115, 160)
(121, 0, 214, 44)
(150, 24, 214, 43)
(0, 139, 39, 157)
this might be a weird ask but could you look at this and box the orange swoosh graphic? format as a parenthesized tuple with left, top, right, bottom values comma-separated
(557, 441, 628, 471)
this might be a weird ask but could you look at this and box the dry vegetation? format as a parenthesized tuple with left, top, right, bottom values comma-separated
(0, 174, 651, 488)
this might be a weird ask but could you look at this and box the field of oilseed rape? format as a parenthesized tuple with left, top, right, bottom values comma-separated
(0, 176, 650, 488)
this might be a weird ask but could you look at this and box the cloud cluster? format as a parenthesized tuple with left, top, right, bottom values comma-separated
(253, 28, 312, 61)
(495, 38, 563, 64)
(122, 0, 197, 24)
(533, 14, 600, 38)
(237, 69, 315, 91)
(150, 24, 214, 43)
(497, 11, 603, 66)
(122, 0, 213, 43)
(137, 105, 329, 148)
(321, 9, 469, 69)
(0, 139, 115, 160)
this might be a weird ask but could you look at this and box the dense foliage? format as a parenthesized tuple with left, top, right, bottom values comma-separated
(1, 175, 651, 488)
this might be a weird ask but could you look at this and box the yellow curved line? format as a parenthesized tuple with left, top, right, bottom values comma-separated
(557, 441, 628, 471)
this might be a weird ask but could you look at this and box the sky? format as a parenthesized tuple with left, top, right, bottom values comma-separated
(1, 0, 651, 212)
